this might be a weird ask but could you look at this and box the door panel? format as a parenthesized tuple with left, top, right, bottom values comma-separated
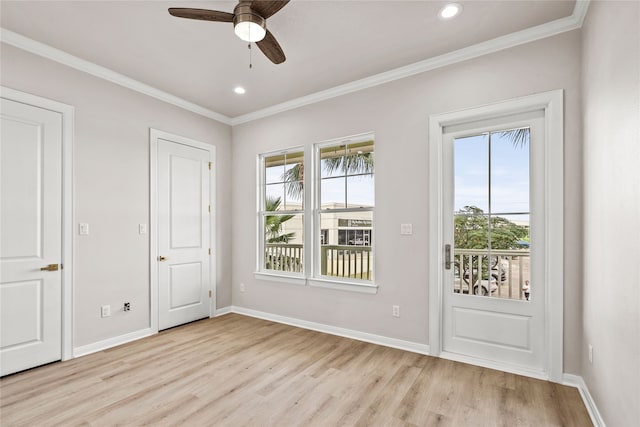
(169, 262, 203, 309)
(452, 306, 531, 350)
(1, 98, 62, 376)
(158, 139, 210, 330)
(442, 113, 545, 371)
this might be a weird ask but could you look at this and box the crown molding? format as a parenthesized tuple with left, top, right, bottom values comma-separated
(1, 1, 590, 127)
(572, 0, 592, 28)
(0, 28, 232, 125)
(230, 0, 591, 125)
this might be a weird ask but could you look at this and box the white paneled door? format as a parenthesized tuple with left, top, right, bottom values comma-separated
(157, 138, 211, 330)
(441, 112, 547, 373)
(1, 98, 63, 376)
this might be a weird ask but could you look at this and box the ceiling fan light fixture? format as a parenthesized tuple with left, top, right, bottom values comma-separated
(233, 4, 266, 42)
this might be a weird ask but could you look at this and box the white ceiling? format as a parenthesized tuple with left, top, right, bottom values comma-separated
(1, 1, 576, 119)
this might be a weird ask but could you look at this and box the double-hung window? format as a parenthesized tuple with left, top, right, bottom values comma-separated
(258, 148, 305, 278)
(312, 134, 375, 290)
(256, 133, 375, 292)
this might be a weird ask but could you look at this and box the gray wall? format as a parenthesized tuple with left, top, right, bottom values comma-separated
(0, 45, 233, 347)
(231, 30, 584, 374)
(581, 2, 640, 425)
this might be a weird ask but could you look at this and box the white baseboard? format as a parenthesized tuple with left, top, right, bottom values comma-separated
(563, 374, 606, 427)
(73, 328, 155, 358)
(229, 305, 430, 356)
(214, 306, 233, 316)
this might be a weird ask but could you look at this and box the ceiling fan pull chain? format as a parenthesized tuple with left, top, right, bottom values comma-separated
(248, 43, 252, 69)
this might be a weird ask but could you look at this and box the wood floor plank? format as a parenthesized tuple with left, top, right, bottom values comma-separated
(0, 314, 593, 427)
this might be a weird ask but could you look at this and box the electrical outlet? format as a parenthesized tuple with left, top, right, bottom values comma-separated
(588, 344, 593, 364)
(240, 283, 246, 293)
(392, 305, 400, 317)
(101, 305, 111, 318)
(124, 302, 130, 312)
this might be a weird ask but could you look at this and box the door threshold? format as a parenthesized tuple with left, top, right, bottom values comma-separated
(439, 350, 548, 381)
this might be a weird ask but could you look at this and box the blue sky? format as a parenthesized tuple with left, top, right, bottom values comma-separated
(454, 131, 530, 224)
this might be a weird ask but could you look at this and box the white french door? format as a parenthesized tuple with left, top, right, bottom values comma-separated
(442, 112, 546, 371)
(429, 91, 564, 381)
(155, 133, 212, 331)
(1, 97, 62, 376)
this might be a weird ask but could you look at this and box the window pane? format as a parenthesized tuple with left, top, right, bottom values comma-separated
(319, 211, 373, 280)
(347, 174, 374, 207)
(265, 184, 285, 210)
(454, 134, 489, 213)
(345, 140, 374, 177)
(264, 213, 304, 273)
(491, 128, 530, 214)
(284, 182, 304, 210)
(453, 213, 491, 296)
(264, 154, 285, 184)
(320, 145, 346, 178)
(320, 177, 345, 208)
(283, 156, 304, 208)
(490, 213, 531, 301)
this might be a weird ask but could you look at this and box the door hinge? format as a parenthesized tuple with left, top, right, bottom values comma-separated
(208, 162, 212, 170)
(209, 290, 212, 298)
(208, 205, 211, 213)
(208, 248, 211, 255)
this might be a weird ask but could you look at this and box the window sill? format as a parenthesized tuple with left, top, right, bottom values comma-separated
(253, 273, 378, 294)
(308, 278, 378, 294)
(254, 272, 306, 286)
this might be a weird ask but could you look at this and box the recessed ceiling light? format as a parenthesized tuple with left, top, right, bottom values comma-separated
(234, 86, 246, 95)
(439, 3, 462, 20)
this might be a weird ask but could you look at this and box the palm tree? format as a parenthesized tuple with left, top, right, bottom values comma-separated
(282, 149, 374, 199)
(265, 196, 295, 243)
(499, 127, 529, 148)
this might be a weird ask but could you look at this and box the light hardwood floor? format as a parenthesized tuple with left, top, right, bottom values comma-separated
(1, 314, 592, 426)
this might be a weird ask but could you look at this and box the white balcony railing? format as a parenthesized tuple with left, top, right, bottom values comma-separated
(320, 245, 372, 280)
(453, 248, 530, 300)
(264, 243, 372, 280)
(265, 243, 303, 272)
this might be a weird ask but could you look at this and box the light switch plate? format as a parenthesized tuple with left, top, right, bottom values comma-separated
(79, 223, 89, 235)
(139, 224, 148, 235)
(400, 223, 413, 235)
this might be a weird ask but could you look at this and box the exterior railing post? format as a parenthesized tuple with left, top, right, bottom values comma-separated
(321, 246, 327, 275)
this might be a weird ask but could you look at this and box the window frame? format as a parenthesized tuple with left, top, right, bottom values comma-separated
(310, 133, 377, 293)
(255, 146, 306, 285)
(254, 133, 377, 294)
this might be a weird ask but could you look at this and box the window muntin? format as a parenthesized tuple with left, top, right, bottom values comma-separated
(453, 128, 531, 300)
(319, 141, 374, 209)
(316, 136, 374, 283)
(259, 149, 305, 275)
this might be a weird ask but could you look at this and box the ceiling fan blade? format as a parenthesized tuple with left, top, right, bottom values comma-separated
(256, 29, 286, 64)
(168, 8, 234, 23)
(249, 1, 290, 19)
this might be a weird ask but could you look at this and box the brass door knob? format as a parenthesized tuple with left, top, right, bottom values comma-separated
(40, 264, 59, 271)
(158, 256, 167, 261)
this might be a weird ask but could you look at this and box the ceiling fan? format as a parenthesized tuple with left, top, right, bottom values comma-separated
(168, 1, 289, 64)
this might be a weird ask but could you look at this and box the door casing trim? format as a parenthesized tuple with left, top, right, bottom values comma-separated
(149, 128, 217, 333)
(428, 90, 564, 382)
(1, 86, 75, 361)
